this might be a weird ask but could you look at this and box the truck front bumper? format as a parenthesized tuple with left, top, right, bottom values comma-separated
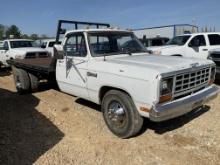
(150, 85, 219, 122)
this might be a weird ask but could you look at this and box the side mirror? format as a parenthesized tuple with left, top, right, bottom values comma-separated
(54, 44, 64, 59)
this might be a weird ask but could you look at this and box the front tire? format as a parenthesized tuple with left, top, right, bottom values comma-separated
(102, 90, 143, 138)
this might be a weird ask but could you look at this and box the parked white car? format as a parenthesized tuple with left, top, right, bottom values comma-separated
(9, 20, 219, 138)
(0, 39, 49, 67)
(40, 39, 62, 56)
(148, 32, 220, 59)
(208, 48, 220, 79)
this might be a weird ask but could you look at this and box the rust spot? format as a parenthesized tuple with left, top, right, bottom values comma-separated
(140, 107, 150, 112)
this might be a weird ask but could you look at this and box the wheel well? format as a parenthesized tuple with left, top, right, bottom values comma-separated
(10, 57, 14, 60)
(99, 86, 131, 103)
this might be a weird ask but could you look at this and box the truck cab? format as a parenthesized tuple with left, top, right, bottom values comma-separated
(148, 33, 220, 59)
(39, 39, 62, 56)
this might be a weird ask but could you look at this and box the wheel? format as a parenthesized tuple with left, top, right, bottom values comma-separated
(102, 90, 143, 138)
(28, 72, 39, 92)
(12, 67, 30, 94)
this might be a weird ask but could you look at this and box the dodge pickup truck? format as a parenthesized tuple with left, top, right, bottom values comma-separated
(8, 20, 219, 138)
(39, 39, 62, 56)
(148, 32, 220, 59)
(0, 39, 49, 67)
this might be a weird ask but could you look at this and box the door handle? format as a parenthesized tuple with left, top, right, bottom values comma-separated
(6, 55, 9, 57)
(202, 49, 208, 51)
(59, 60, 64, 63)
(87, 72, 97, 78)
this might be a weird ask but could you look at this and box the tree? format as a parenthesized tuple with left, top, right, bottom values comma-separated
(6, 25, 21, 38)
(40, 34, 49, 39)
(30, 34, 39, 40)
(21, 34, 30, 39)
(0, 24, 5, 40)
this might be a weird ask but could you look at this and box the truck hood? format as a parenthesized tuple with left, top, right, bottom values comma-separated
(147, 45, 179, 51)
(103, 54, 213, 79)
(11, 47, 47, 54)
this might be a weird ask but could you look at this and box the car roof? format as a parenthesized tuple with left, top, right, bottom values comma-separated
(177, 32, 220, 37)
(5, 39, 33, 41)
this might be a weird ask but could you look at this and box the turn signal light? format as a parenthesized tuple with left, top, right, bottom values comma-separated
(159, 94, 172, 103)
(208, 79, 214, 85)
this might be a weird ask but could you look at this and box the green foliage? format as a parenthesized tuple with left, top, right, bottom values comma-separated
(0, 24, 50, 40)
(30, 34, 38, 40)
(0, 24, 5, 40)
(6, 25, 21, 38)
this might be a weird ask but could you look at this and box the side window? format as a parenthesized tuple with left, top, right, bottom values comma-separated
(208, 34, 220, 45)
(189, 35, 206, 47)
(65, 33, 87, 57)
(41, 42, 47, 48)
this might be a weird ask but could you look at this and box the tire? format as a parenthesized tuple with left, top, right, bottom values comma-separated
(102, 90, 143, 138)
(12, 67, 30, 94)
(28, 73, 39, 92)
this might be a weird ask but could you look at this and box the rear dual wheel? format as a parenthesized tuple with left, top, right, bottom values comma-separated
(12, 67, 39, 94)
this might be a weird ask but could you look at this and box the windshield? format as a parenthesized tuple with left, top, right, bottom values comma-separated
(88, 32, 147, 56)
(10, 40, 35, 48)
(166, 35, 191, 46)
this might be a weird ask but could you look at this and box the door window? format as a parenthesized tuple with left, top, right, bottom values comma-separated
(188, 35, 206, 47)
(65, 33, 87, 57)
(208, 34, 220, 45)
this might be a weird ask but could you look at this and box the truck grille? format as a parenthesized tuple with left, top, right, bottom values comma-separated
(25, 52, 48, 58)
(213, 61, 220, 66)
(173, 67, 210, 99)
(210, 53, 220, 59)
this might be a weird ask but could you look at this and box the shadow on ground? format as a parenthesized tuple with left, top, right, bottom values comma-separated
(214, 79, 220, 85)
(75, 98, 101, 112)
(0, 67, 11, 77)
(76, 98, 210, 136)
(0, 88, 64, 165)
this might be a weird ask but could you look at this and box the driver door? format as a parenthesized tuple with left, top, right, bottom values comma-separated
(186, 35, 209, 59)
(56, 32, 89, 99)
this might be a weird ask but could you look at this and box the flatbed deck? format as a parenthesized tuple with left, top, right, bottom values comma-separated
(7, 58, 56, 74)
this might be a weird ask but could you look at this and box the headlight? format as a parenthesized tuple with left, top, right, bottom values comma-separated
(209, 67, 216, 85)
(159, 77, 173, 103)
(15, 55, 24, 59)
(153, 50, 161, 55)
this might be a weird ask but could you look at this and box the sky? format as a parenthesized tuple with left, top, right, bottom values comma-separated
(0, 0, 219, 37)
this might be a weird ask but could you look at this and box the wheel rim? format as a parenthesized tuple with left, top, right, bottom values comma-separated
(107, 100, 127, 128)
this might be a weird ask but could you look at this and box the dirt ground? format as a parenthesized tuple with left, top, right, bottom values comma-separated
(0, 68, 220, 165)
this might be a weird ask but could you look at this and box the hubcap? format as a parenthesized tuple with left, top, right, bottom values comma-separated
(108, 101, 126, 127)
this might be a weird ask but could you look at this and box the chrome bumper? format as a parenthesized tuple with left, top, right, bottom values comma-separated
(150, 85, 219, 122)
